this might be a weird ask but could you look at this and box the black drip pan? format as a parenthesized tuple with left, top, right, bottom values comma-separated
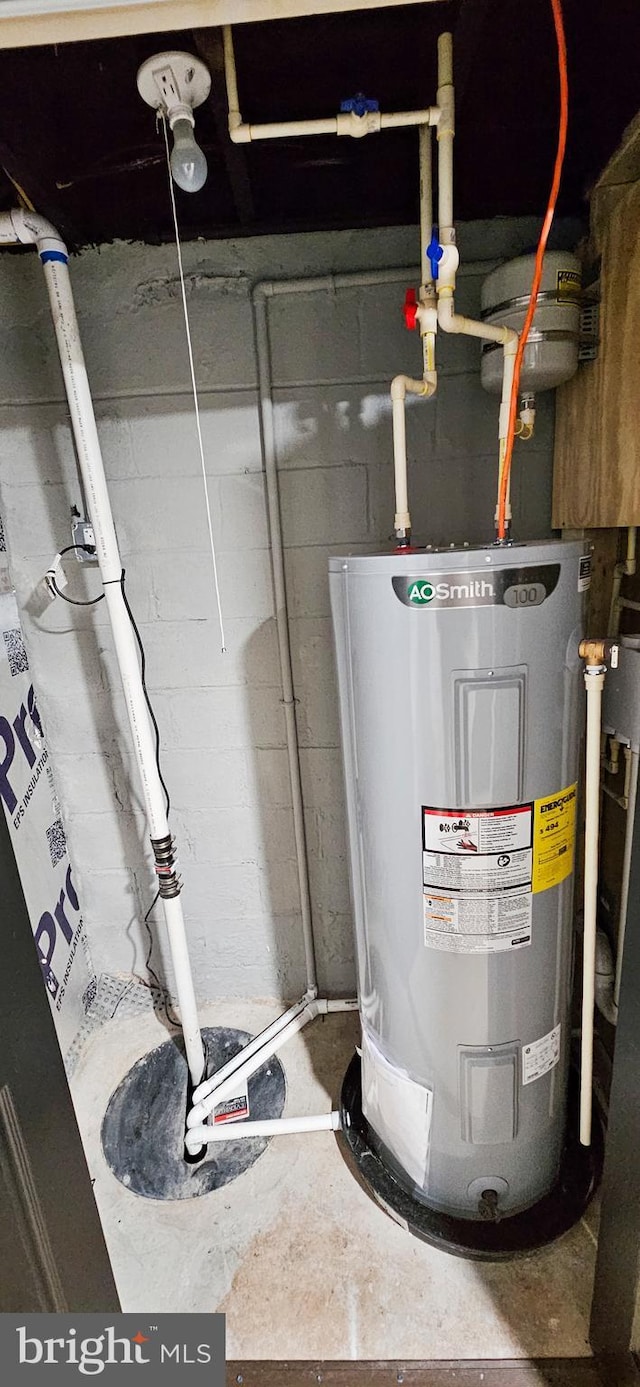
(339, 1051, 603, 1260)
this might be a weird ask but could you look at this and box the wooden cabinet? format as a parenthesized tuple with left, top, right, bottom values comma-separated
(553, 129, 640, 528)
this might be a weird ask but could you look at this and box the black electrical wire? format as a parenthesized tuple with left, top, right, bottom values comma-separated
(119, 568, 171, 818)
(119, 568, 178, 1027)
(50, 543, 105, 607)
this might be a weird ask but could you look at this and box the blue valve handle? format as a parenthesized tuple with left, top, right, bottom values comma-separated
(340, 94, 380, 117)
(427, 229, 443, 281)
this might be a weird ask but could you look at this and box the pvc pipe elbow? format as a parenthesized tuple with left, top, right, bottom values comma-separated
(229, 116, 251, 143)
(4, 207, 67, 257)
(391, 375, 407, 402)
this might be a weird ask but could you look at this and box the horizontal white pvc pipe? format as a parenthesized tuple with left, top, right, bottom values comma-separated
(186, 1111, 340, 1153)
(0, 208, 206, 1088)
(581, 666, 606, 1145)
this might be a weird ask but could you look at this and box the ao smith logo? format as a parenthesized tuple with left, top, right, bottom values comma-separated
(407, 578, 495, 605)
(393, 574, 496, 609)
(16, 1326, 213, 1375)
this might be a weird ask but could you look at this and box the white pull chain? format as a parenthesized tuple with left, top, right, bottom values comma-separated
(161, 114, 227, 653)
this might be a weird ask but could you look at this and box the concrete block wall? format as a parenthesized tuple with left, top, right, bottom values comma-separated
(0, 218, 581, 1001)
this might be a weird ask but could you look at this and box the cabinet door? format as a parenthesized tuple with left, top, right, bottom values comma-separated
(0, 806, 119, 1313)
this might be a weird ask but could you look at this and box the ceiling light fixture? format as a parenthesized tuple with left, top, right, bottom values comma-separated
(137, 51, 211, 193)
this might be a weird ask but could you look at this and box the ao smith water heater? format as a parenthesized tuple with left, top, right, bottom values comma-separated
(331, 543, 600, 1254)
(329, 14, 605, 1257)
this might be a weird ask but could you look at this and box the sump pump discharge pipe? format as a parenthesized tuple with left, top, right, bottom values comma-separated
(0, 208, 206, 1093)
(579, 639, 617, 1145)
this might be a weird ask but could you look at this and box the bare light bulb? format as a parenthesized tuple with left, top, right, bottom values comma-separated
(170, 116, 208, 193)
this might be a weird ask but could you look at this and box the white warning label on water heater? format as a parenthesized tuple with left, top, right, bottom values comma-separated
(522, 1023, 562, 1085)
(422, 803, 533, 953)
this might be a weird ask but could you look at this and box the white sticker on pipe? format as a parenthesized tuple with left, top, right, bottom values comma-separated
(361, 1028, 432, 1189)
(522, 1023, 561, 1085)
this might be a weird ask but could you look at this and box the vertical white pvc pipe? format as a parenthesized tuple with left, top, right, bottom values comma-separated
(39, 251, 205, 1088)
(419, 124, 433, 291)
(253, 290, 318, 997)
(581, 667, 606, 1145)
(436, 33, 455, 245)
(614, 748, 640, 1010)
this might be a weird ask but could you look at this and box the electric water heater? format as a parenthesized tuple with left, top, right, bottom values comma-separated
(330, 539, 589, 1222)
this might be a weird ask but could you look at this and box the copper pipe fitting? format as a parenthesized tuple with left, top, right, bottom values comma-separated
(579, 638, 615, 667)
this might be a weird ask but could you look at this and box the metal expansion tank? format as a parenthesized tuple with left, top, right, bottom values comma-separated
(330, 539, 589, 1220)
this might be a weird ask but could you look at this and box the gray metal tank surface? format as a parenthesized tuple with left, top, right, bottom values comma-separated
(329, 540, 588, 1220)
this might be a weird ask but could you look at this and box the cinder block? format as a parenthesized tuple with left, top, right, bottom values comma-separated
(181, 911, 306, 1001)
(0, 406, 78, 489)
(105, 392, 263, 479)
(182, 861, 263, 920)
(273, 383, 406, 471)
(216, 472, 269, 552)
(159, 685, 285, 751)
(311, 909, 356, 995)
(284, 544, 375, 619)
(116, 616, 281, 691)
(157, 748, 252, 810)
(248, 748, 293, 808)
(258, 858, 301, 916)
(172, 805, 296, 866)
(289, 617, 341, 749)
(268, 288, 362, 387)
(299, 747, 346, 809)
(435, 371, 501, 459)
(54, 751, 122, 817)
(150, 548, 274, 623)
(279, 465, 369, 547)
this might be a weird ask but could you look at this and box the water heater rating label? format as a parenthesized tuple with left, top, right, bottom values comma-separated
(522, 1023, 562, 1085)
(423, 886, 532, 953)
(532, 784, 577, 893)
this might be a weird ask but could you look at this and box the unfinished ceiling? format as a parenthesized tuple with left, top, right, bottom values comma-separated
(0, 0, 637, 248)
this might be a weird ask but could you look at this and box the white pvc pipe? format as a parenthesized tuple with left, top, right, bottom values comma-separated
(390, 374, 436, 541)
(581, 665, 606, 1145)
(191, 996, 311, 1107)
(419, 124, 433, 291)
(189, 1000, 319, 1123)
(614, 747, 640, 1010)
(379, 110, 440, 130)
(222, 22, 439, 145)
(436, 32, 454, 245)
(0, 208, 205, 1089)
(253, 291, 318, 997)
(185, 1111, 340, 1154)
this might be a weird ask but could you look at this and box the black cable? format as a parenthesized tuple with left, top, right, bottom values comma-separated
(50, 543, 105, 607)
(119, 569, 171, 818)
(118, 569, 178, 1027)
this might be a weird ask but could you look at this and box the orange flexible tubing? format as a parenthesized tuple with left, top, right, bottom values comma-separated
(496, 0, 569, 540)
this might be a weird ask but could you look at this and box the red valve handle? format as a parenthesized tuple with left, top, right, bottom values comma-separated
(403, 287, 418, 330)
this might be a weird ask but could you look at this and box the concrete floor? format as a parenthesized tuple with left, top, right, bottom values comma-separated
(71, 998, 599, 1360)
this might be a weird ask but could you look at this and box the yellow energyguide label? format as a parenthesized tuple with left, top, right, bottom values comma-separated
(532, 783, 577, 893)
